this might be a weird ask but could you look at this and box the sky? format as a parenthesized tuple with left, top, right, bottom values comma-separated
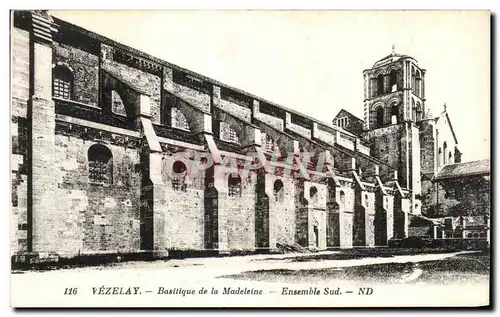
(50, 10, 490, 161)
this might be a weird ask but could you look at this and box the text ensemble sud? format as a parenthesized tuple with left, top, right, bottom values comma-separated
(156, 287, 343, 296)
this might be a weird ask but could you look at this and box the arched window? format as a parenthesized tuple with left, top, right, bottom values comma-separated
(448, 152, 452, 164)
(411, 67, 416, 93)
(273, 179, 284, 202)
(467, 233, 473, 239)
(171, 108, 190, 131)
(220, 122, 239, 143)
(172, 161, 187, 191)
(443, 142, 448, 165)
(389, 70, 398, 92)
(438, 147, 442, 167)
(376, 107, 384, 127)
(473, 232, 479, 238)
(416, 102, 422, 121)
(412, 99, 417, 122)
(479, 232, 486, 238)
(339, 190, 346, 209)
(228, 174, 242, 197)
(111, 90, 127, 116)
(415, 70, 422, 97)
(310, 186, 318, 204)
(88, 144, 113, 184)
(391, 104, 398, 124)
(262, 133, 275, 153)
(53, 65, 73, 100)
(377, 74, 384, 96)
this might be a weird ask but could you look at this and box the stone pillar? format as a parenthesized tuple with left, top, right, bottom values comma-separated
(338, 186, 354, 249)
(400, 194, 410, 237)
(421, 70, 426, 102)
(364, 190, 376, 247)
(363, 72, 368, 100)
(29, 12, 58, 253)
(353, 186, 366, 247)
(137, 93, 168, 256)
(326, 180, 339, 248)
(150, 152, 168, 256)
(383, 74, 390, 93)
(351, 159, 375, 247)
(374, 190, 387, 246)
(255, 173, 270, 249)
(372, 166, 395, 246)
(393, 193, 409, 239)
(213, 164, 228, 252)
(402, 60, 410, 120)
(203, 164, 219, 250)
(294, 179, 308, 247)
(385, 193, 395, 242)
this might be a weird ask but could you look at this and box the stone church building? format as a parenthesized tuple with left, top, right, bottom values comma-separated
(10, 11, 490, 261)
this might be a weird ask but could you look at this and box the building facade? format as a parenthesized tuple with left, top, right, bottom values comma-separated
(10, 11, 489, 261)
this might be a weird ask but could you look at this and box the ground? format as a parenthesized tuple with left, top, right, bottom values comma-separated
(10, 249, 490, 308)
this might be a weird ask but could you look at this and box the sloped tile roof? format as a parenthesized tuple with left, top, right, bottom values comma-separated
(334, 109, 364, 122)
(452, 216, 487, 227)
(434, 159, 490, 180)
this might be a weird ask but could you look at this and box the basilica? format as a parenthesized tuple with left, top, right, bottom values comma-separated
(10, 11, 490, 262)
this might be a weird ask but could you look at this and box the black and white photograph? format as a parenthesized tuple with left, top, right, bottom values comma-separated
(9, 9, 491, 308)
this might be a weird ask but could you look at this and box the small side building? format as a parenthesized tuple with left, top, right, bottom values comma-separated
(429, 159, 491, 245)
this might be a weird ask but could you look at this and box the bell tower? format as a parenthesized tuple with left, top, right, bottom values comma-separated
(363, 47, 426, 130)
(363, 48, 425, 215)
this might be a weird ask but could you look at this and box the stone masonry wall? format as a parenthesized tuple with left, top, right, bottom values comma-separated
(337, 185, 355, 248)
(160, 152, 205, 250)
(11, 28, 30, 113)
(215, 165, 257, 251)
(364, 190, 376, 247)
(11, 27, 30, 254)
(214, 86, 252, 123)
(11, 117, 28, 254)
(53, 42, 100, 106)
(294, 180, 308, 247)
(419, 120, 436, 175)
(163, 67, 212, 113)
(50, 134, 141, 256)
(102, 45, 162, 123)
(305, 180, 327, 250)
(266, 174, 296, 247)
(368, 124, 409, 188)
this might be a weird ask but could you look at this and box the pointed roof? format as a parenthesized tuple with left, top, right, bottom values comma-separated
(333, 108, 364, 122)
(435, 107, 459, 144)
(420, 106, 459, 144)
(443, 111, 459, 144)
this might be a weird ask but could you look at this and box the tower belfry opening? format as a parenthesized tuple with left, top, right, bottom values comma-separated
(363, 49, 425, 214)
